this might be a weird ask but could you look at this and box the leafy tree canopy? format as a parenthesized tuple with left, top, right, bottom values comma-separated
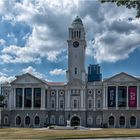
(101, 0, 140, 18)
(0, 95, 4, 102)
(0, 95, 5, 107)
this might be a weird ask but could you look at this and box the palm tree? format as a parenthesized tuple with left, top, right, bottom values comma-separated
(0, 95, 5, 128)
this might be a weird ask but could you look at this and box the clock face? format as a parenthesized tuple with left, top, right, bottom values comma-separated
(73, 41, 79, 48)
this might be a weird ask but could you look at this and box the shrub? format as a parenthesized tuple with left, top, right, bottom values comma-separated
(49, 126, 54, 129)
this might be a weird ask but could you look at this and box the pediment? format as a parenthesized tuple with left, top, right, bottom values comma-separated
(104, 72, 139, 83)
(11, 73, 47, 85)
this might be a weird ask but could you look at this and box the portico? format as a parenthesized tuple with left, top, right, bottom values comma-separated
(103, 72, 140, 110)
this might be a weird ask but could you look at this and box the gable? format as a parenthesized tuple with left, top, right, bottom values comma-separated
(11, 73, 46, 85)
(104, 72, 139, 83)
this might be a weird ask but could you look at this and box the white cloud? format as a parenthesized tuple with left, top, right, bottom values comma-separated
(81, 1, 139, 63)
(0, 39, 6, 45)
(0, 0, 139, 65)
(0, 0, 74, 64)
(93, 19, 140, 63)
(0, 72, 15, 84)
(22, 66, 51, 81)
(1, 45, 41, 64)
(49, 68, 66, 76)
(0, 72, 7, 77)
(22, 66, 45, 79)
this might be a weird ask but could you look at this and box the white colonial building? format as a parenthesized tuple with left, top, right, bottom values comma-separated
(1, 16, 140, 128)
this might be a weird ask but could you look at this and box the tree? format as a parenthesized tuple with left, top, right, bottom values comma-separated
(0, 95, 5, 128)
(101, 0, 140, 18)
(0, 95, 4, 107)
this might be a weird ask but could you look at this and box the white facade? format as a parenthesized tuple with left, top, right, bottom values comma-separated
(1, 16, 140, 128)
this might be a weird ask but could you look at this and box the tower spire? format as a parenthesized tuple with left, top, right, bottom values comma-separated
(66, 16, 87, 83)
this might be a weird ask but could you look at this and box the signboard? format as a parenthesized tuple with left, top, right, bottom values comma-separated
(129, 86, 137, 107)
(108, 86, 116, 107)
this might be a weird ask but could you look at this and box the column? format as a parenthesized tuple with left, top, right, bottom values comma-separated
(13, 88, 16, 108)
(22, 88, 24, 109)
(126, 86, 129, 109)
(68, 90, 70, 109)
(41, 88, 45, 109)
(65, 89, 68, 110)
(83, 89, 86, 110)
(31, 88, 34, 109)
(137, 86, 139, 109)
(66, 90, 70, 110)
(81, 89, 84, 110)
(56, 89, 59, 111)
(93, 89, 96, 110)
(105, 87, 108, 108)
(103, 87, 106, 109)
(47, 89, 50, 110)
(9, 88, 12, 110)
(116, 86, 118, 109)
(11, 88, 14, 109)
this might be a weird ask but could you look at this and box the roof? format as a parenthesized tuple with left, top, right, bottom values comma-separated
(47, 82, 66, 86)
(103, 72, 140, 82)
(72, 16, 83, 26)
(10, 73, 66, 86)
(11, 73, 48, 85)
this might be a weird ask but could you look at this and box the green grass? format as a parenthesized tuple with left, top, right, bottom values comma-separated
(0, 128, 140, 139)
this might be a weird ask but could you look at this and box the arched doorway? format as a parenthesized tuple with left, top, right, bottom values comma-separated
(109, 116, 115, 127)
(16, 116, 21, 126)
(130, 116, 136, 127)
(119, 116, 125, 128)
(71, 116, 80, 126)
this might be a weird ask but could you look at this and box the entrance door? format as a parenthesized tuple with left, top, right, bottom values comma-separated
(71, 116, 80, 126)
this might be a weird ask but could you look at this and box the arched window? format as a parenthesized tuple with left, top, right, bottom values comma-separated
(72, 31, 74, 39)
(51, 98, 55, 109)
(34, 116, 40, 125)
(46, 115, 49, 125)
(74, 31, 76, 38)
(16, 116, 21, 125)
(73, 99, 79, 109)
(96, 115, 102, 126)
(76, 31, 78, 38)
(59, 115, 64, 125)
(25, 116, 30, 126)
(74, 68, 77, 74)
(50, 115, 55, 125)
(130, 116, 136, 127)
(109, 116, 115, 127)
(59, 99, 64, 109)
(4, 116, 8, 125)
(87, 116, 93, 125)
(79, 31, 81, 38)
(119, 116, 125, 127)
(88, 99, 92, 109)
(97, 98, 101, 109)
(4, 100, 8, 108)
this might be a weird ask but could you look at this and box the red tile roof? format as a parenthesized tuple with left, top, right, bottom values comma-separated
(47, 82, 65, 86)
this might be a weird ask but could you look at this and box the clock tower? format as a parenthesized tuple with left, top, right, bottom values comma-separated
(66, 16, 87, 83)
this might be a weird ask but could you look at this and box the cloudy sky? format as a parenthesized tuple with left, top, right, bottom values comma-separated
(0, 0, 140, 83)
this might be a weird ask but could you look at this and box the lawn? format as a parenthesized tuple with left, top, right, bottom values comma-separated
(0, 128, 140, 139)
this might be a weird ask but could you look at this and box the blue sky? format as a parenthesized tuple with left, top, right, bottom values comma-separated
(0, 0, 140, 83)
